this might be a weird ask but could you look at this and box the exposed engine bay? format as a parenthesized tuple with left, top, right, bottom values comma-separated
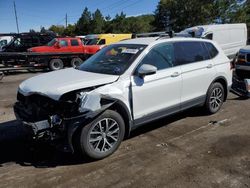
(14, 88, 117, 152)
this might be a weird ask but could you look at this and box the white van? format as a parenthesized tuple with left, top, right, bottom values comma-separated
(180, 24, 248, 59)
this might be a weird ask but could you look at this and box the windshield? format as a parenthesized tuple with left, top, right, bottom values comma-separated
(85, 38, 99, 45)
(79, 44, 147, 75)
(47, 38, 57, 46)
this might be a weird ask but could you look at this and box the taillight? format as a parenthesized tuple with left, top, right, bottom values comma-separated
(237, 54, 247, 63)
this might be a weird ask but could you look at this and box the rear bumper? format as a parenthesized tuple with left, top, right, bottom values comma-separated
(235, 64, 250, 71)
(230, 76, 250, 97)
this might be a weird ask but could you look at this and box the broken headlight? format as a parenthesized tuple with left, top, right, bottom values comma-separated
(77, 92, 101, 113)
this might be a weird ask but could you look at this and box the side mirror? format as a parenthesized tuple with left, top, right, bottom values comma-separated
(54, 42, 60, 48)
(137, 64, 157, 78)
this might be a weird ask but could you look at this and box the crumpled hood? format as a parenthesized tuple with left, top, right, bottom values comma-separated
(19, 68, 119, 100)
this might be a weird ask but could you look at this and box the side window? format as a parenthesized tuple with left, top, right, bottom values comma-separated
(174, 42, 210, 65)
(204, 33, 213, 40)
(70, 39, 79, 46)
(138, 43, 175, 71)
(59, 40, 68, 47)
(204, 42, 219, 58)
(98, 39, 106, 45)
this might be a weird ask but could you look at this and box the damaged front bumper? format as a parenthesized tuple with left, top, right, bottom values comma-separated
(13, 98, 115, 153)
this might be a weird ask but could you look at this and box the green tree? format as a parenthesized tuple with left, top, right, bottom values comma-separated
(154, 0, 248, 32)
(154, 0, 216, 32)
(64, 24, 76, 36)
(75, 7, 92, 35)
(48, 25, 65, 36)
(90, 9, 105, 34)
(109, 12, 128, 33)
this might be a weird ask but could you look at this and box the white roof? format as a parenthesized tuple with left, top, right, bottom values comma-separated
(187, 23, 246, 33)
(117, 37, 158, 45)
(117, 37, 213, 46)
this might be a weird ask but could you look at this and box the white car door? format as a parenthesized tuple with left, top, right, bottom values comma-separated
(174, 41, 216, 109)
(131, 43, 182, 123)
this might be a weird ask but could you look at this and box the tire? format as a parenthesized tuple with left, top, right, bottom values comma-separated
(205, 82, 225, 114)
(0, 72, 4, 81)
(49, 59, 64, 71)
(71, 57, 83, 68)
(79, 110, 125, 160)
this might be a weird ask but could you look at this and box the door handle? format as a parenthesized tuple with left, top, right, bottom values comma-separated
(207, 64, 213, 68)
(171, 72, 180, 77)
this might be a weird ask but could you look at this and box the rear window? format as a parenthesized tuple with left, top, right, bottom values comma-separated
(174, 41, 210, 65)
(204, 42, 218, 58)
(71, 39, 79, 46)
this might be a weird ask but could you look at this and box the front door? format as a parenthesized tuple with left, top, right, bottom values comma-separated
(131, 43, 182, 123)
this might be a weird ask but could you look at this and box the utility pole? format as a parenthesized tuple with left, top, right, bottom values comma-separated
(13, 1, 19, 33)
(65, 13, 68, 28)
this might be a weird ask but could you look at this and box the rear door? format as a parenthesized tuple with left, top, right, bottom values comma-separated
(174, 41, 216, 110)
(70, 39, 82, 53)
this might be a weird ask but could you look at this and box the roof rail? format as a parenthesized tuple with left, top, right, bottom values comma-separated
(132, 31, 169, 38)
(155, 30, 175, 40)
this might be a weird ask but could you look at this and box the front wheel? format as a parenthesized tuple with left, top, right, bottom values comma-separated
(79, 110, 125, 160)
(205, 82, 225, 114)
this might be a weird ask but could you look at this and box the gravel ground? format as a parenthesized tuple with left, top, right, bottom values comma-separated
(0, 72, 250, 188)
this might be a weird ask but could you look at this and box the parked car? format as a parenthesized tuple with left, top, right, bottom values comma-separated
(28, 37, 84, 53)
(234, 46, 250, 78)
(27, 37, 85, 69)
(0, 36, 13, 51)
(179, 24, 247, 59)
(1, 32, 56, 52)
(83, 33, 132, 57)
(83, 34, 99, 45)
(14, 37, 232, 160)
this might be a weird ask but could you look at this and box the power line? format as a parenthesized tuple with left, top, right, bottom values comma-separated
(108, 0, 145, 15)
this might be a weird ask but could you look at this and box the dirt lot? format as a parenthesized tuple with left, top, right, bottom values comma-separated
(0, 72, 250, 188)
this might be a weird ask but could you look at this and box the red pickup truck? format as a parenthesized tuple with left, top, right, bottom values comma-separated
(27, 37, 86, 70)
(28, 37, 84, 53)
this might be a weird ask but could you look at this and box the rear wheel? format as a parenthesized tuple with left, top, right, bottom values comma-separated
(79, 110, 125, 160)
(49, 59, 64, 71)
(71, 57, 83, 68)
(205, 82, 225, 114)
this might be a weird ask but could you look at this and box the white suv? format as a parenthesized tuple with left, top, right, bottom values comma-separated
(14, 37, 232, 159)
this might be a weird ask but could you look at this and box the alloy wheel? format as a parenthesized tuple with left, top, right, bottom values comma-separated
(88, 118, 120, 153)
(209, 87, 223, 111)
